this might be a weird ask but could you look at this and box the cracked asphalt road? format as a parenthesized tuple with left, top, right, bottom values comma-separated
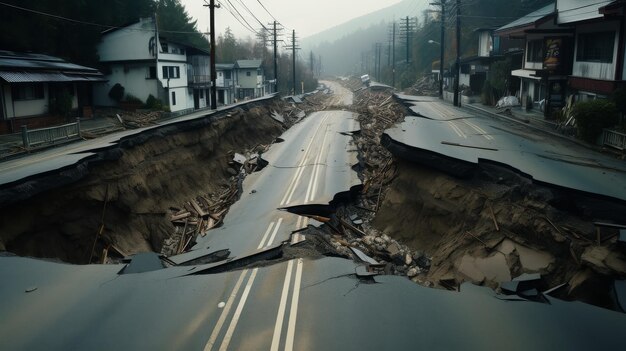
(1, 87, 626, 350)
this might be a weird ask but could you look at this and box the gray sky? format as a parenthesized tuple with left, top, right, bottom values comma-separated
(180, 0, 403, 40)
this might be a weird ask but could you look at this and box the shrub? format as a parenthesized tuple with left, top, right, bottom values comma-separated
(124, 93, 143, 104)
(108, 83, 125, 102)
(145, 94, 164, 110)
(573, 99, 618, 143)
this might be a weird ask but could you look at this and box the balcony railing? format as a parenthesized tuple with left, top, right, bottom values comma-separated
(602, 128, 626, 150)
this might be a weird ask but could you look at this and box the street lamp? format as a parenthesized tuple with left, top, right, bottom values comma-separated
(428, 40, 444, 99)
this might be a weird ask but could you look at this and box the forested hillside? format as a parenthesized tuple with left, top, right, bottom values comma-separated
(306, 0, 552, 82)
(0, 0, 207, 67)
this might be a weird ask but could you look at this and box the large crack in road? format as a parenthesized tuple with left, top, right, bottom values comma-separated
(1, 80, 626, 350)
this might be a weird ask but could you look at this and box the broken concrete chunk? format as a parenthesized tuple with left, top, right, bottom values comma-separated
(404, 253, 413, 266)
(581, 246, 626, 275)
(515, 244, 554, 272)
(386, 242, 400, 256)
(233, 153, 247, 165)
(407, 267, 419, 278)
(226, 167, 238, 176)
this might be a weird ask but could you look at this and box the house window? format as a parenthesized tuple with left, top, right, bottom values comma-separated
(218, 72, 223, 77)
(171, 91, 176, 106)
(526, 40, 543, 62)
(147, 66, 157, 79)
(577, 31, 615, 63)
(12, 83, 44, 100)
(257, 69, 262, 75)
(162, 66, 180, 79)
(161, 42, 169, 53)
(225, 71, 232, 79)
(246, 71, 251, 77)
(199, 89, 204, 98)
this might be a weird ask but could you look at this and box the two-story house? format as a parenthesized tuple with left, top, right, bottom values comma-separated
(0, 50, 104, 134)
(234, 60, 266, 100)
(496, 3, 575, 117)
(215, 63, 235, 105)
(95, 17, 212, 113)
(556, 0, 625, 100)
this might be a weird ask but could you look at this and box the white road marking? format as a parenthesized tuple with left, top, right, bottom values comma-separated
(256, 222, 275, 249)
(280, 114, 330, 205)
(203, 269, 250, 351)
(265, 218, 283, 247)
(284, 258, 304, 351)
(463, 120, 494, 140)
(270, 260, 295, 351)
(306, 125, 330, 202)
(446, 121, 466, 138)
(218, 268, 259, 351)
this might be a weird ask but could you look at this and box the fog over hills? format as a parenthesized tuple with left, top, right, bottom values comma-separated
(301, 0, 428, 75)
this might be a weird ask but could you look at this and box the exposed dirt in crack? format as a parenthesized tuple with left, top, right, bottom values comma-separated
(0, 93, 334, 264)
(328, 77, 626, 311)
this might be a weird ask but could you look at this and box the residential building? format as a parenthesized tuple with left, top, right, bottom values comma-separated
(556, 0, 625, 100)
(495, 3, 576, 117)
(234, 60, 266, 100)
(216, 63, 235, 105)
(95, 17, 212, 113)
(0, 50, 104, 134)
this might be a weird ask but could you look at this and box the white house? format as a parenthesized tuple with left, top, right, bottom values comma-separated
(215, 63, 235, 105)
(0, 50, 104, 134)
(234, 60, 266, 100)
(95, 17, 212, 113)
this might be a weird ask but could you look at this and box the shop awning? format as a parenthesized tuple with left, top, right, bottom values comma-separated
(0, 71, 106, 83)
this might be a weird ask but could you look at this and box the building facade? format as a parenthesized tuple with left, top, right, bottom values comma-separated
(234, 60, 266, 100)
(95, 17, 212, 113)
(0, 50, 104, 134)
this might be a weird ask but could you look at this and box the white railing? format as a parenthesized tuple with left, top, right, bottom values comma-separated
(22, 119, 81, 148)
(602, 128, 626, 150)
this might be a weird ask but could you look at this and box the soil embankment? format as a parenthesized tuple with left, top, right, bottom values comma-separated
(346, 79, 625, 309)
(0, 99, 293, 263)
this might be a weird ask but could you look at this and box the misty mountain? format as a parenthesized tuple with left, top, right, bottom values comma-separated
(301, 0, 428, 76)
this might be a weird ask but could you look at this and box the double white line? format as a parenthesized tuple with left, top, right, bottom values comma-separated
(462, 120, 494, 140)
(280, 114, 330, 206)
(270, 258, 304, 351)
(204, 219, 284, 351)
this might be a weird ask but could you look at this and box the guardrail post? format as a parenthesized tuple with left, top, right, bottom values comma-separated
(76, 117, 81, 138)
(21, 125, 29, 148)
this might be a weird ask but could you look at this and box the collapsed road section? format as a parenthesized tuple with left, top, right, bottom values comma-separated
(0, 95, 301, 263)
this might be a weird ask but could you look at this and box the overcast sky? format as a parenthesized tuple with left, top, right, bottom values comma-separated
(180, 0, 403, 40)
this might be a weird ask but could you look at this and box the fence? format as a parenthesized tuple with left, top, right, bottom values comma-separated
(21, 118, 81, 148)
(602, 128, 626, 150)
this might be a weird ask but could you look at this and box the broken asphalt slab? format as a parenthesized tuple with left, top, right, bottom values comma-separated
(2, 254, 626, 350)
(382, 95, 626, 205)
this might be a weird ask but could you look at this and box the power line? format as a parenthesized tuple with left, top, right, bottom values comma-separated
(0, 1, 206, 35)
(234, 0, 267, 30)
(255, 0, 280, 24)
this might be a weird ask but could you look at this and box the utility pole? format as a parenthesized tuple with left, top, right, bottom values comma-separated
(392, 21, 396, 87)
(204, 0, 220, 109)
(398, 16, 417, 64)
(284, 30, 300, 95)
(377, 43, 382, 81)
(267, 21, 282, 93)
(430, 1, 446, 99)
(310, 50, 315, 74)
(454, 0, 461, 107)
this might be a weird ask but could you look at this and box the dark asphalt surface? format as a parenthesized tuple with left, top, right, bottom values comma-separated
(385, 95, 626, 202)
(1, 89, 626, 350)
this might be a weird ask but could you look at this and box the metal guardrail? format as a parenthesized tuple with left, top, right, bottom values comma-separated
(21, 118, 81, 148)
(602, 128, 626, 150)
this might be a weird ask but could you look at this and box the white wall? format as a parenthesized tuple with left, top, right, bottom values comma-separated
(98, 18, 155, 62)
(11, 85, 48, 118)
(478, 31, 492, 57)
(94, 63, 159, 107)
(572, 21, 619, 81)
